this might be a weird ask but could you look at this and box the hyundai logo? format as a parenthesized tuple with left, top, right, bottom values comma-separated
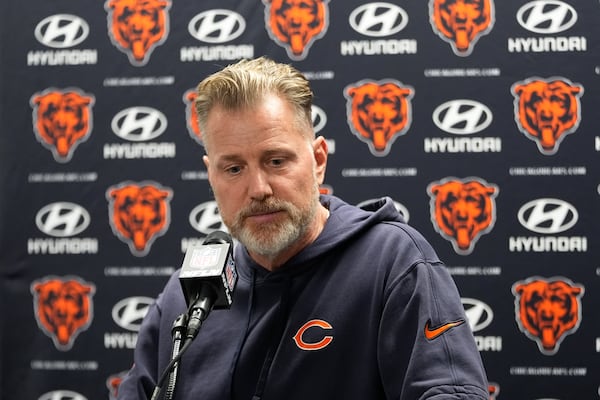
(462, 298, 493, 332)
(189, 201, 226, 234)
(517, 198, 578, 234)
(188, 9, 246, 43)
(349, 2, 408, 37)
(38, 390, 88, 400)
(112, 297, 154, 331)
(35, 202, 90, 237)
(432, 100, 492, 135)
(35, 14, 89, 48)
(516, 1, 577, 34)
(311, 104, 327, 134)
(111, 107, 167, 141)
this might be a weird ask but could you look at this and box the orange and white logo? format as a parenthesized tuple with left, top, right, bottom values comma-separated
(31, 276, 95, 351)
(344, 79, 414, 157)
(105, 0, 171, 66)
(30, 88, 95, 163)
(263, 0, 329, 60)
(488, 382, 499, 399)
(107, 371, 128, 399)
(512, 276, 584, 355)
(183, 88, 203, 145)
(318, 185, 333, 195)
(429, 0, 494, 56)
(511, 77, 583, 155)
(107, 181, 173, 256)
(292, 319, 333, 351)
(428, 177, 498, 255)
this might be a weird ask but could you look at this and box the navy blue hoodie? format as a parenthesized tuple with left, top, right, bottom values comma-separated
(117, 195, 488, 400)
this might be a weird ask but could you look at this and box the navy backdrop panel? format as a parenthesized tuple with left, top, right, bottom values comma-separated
(1, 1, 599, 399)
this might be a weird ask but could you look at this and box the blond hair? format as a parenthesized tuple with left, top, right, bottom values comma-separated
(195, 57, 314, 140)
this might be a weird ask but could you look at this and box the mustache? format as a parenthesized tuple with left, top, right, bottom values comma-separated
(238, 199, 290, 219)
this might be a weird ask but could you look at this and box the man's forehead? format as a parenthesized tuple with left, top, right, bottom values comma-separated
(210, 137, 304, 161)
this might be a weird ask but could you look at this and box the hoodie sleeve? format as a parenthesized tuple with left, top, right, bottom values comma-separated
(116, 300, 161, 400)
(377, 228, 488, 400)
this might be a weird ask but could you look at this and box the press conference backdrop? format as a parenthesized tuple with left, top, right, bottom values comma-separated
(0, 0, 598, 399)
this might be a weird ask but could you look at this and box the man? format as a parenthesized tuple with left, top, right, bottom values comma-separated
(117, 57, 488, 400)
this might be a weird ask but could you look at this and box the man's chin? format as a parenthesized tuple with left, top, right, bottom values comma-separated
(238, 225, 297, 255)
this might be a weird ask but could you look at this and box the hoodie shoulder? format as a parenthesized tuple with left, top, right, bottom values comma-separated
(318, 195, 404, 247)
(322, 195, 440, 264)
(324, 195, 404, 226)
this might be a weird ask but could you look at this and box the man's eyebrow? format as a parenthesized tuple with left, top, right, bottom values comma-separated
(214, 145, 297, 163)
(262, 148, 295, 157)
(213, 153, 244, 167)
(218, 153, 243, 161)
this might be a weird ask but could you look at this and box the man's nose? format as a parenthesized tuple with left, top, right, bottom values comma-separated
(247, 169, 273, 200)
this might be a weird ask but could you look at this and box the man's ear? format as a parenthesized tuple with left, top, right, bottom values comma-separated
(313, 136, 328, 184)
(203, 155, 212, 184)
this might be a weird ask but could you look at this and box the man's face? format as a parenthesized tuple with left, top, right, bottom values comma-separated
(203, 94, 327, 263)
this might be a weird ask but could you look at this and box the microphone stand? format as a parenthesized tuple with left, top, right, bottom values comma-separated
(150, 313, 190, 400)
(150, 293, 215, 400)
(164, 313, 188, 400)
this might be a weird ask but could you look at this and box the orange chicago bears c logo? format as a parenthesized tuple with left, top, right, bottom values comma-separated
(31, 277, 95, 351)
(183, 89, 203, 146)
(430, 0, 494, 56)
(293, 319, 333, 351)
(428, 177, 498, 255)
(107, 182, 173, 256)
(512, 277, 584, 355)
(30, 88, 95, 163)
(344, 80, 414, 157)
(263, 0, 329, 60)
(511, 77, 583, 155)
(105, 0, 171, 66)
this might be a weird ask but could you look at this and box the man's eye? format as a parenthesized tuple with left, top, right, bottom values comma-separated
(226, 166, 242, 175)
(270, 158, 284, 167)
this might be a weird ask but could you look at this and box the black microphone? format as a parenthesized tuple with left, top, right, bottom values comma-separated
(179, 230, 237, 340)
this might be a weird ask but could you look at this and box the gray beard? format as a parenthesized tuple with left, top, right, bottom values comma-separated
(230, 187, 320, 260)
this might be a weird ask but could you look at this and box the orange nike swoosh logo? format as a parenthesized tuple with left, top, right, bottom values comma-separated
(424, 319, 465, 340)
